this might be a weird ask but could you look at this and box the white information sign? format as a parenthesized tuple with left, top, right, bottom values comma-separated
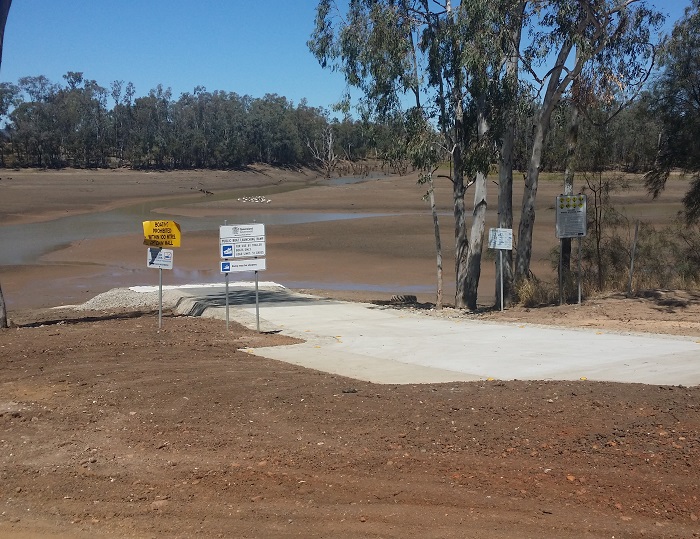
(147, 248, 173, 270)
(220, 259, 267, 273)
(556, 195, 587, 238)
(488, 228, 513, 250)
(220, 223, 266, 245)
(219, 223, 267, 332)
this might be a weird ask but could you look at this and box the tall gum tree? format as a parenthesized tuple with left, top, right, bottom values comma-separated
(496, 1, 526, 308)
(460, 1, 517, 310)
(514, 0, 663, 283)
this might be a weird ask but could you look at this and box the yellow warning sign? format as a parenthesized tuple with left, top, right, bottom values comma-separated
(143, 220, 181, 248)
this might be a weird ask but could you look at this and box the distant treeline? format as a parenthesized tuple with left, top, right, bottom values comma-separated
(0, 72, 661, 173)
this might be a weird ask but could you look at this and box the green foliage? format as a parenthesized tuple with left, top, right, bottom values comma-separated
(547, 170, 700, 296)
(1, 73, 380, 170)
(576, 218, 700, 293)
(645, 0, 700, 222)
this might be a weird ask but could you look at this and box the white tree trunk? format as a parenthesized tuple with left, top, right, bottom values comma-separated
(464, 108, 489, 310)
(453, 103, 469, 310)
(428, 175, 443, 310)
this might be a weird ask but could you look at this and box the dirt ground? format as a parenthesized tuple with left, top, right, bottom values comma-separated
(1, 167, 700, 538)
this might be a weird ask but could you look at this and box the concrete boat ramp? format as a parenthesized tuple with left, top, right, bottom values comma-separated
(128, 282, 700, 386)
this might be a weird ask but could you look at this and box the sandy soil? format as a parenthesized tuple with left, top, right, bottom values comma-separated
(1, 167, 700, 538)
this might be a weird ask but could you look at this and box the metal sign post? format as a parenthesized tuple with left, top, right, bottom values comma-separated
(147, 247, 174, 329)
(143, 222, 180, 330)
(219, 223, 267, 332)
(225, 272, 230, 331)
(499, 250, 504, 312)
(158, 268, 163, 329)
(578, 237, 583, 304)
(555, 195, 587, 305)
(488, 228, 513, 312)
(255, 270, 260, 332)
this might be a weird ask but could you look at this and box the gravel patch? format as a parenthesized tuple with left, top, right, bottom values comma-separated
(75, 288, 185, 311)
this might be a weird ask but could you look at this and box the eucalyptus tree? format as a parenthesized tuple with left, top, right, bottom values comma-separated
(53, 74, 109, 167)
(0, 81, 19, 166)
(247, 94, 303, 165)
(334, 116, 371, 163)
(406, 108, 447, 308)
(12, 76, 61, 166)
(212, 91, 251, 167)
(207, 91, 249, 167)
(171, 88, 208, 167)
(514, 0, 663, 283)
(645, 0, 700, 222)
(110, 80, 126, 164)
(307, 121, 339, 177)
(309, 0, 519, 309)
(496, 1, 526, 308)
(128, 85, 172, 168)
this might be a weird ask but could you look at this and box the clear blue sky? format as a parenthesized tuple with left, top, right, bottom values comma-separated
(0, 0, 692, 110)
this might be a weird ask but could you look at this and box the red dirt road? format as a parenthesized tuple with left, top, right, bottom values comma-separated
(1, 314, 699, 538)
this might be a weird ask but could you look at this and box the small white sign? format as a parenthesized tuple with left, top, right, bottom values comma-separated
(147, 248, 174, 270)
(488, 228, 513, 250)
(220, 258, 266, 273)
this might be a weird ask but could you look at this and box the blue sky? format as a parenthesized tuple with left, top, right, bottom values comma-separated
(1, 0, 692, 111)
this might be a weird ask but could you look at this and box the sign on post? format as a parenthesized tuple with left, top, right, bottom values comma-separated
(142, 221, 181, 329)
(488, 228, 513, 250)
(555, 195, 587, 238)
(555, 194, 587, 306)
(488, 228, 513, 313)
(219, 223, 265, 246)
(219, 223, 267, 333)
(143, 220, 182, 247)
(147, 248, 173, 270)
(220, 259, 267, 273)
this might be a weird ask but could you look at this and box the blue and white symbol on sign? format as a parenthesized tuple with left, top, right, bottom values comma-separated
(220, 261, 231, 273)
(221, 244, 233, 258)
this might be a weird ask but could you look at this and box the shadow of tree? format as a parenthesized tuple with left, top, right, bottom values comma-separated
(637, 289, 700, 313)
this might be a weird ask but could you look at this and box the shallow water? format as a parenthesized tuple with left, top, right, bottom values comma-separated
(0, 173, 441, 302)
(0, 209, 395, 265)
(0, 174, 399, 268)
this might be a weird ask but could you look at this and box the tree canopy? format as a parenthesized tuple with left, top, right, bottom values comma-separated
(0, 74, 392, 170)
(309, 0, 664, 308)
(645, 0, 700, 222)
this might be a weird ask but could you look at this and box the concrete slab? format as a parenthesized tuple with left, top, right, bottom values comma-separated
(166, 283, 700, 386)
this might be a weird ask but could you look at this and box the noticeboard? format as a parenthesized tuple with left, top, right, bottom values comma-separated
(555, 195, 587, 239)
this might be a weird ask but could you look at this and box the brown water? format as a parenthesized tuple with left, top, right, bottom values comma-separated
(0, 192, 395, 266)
